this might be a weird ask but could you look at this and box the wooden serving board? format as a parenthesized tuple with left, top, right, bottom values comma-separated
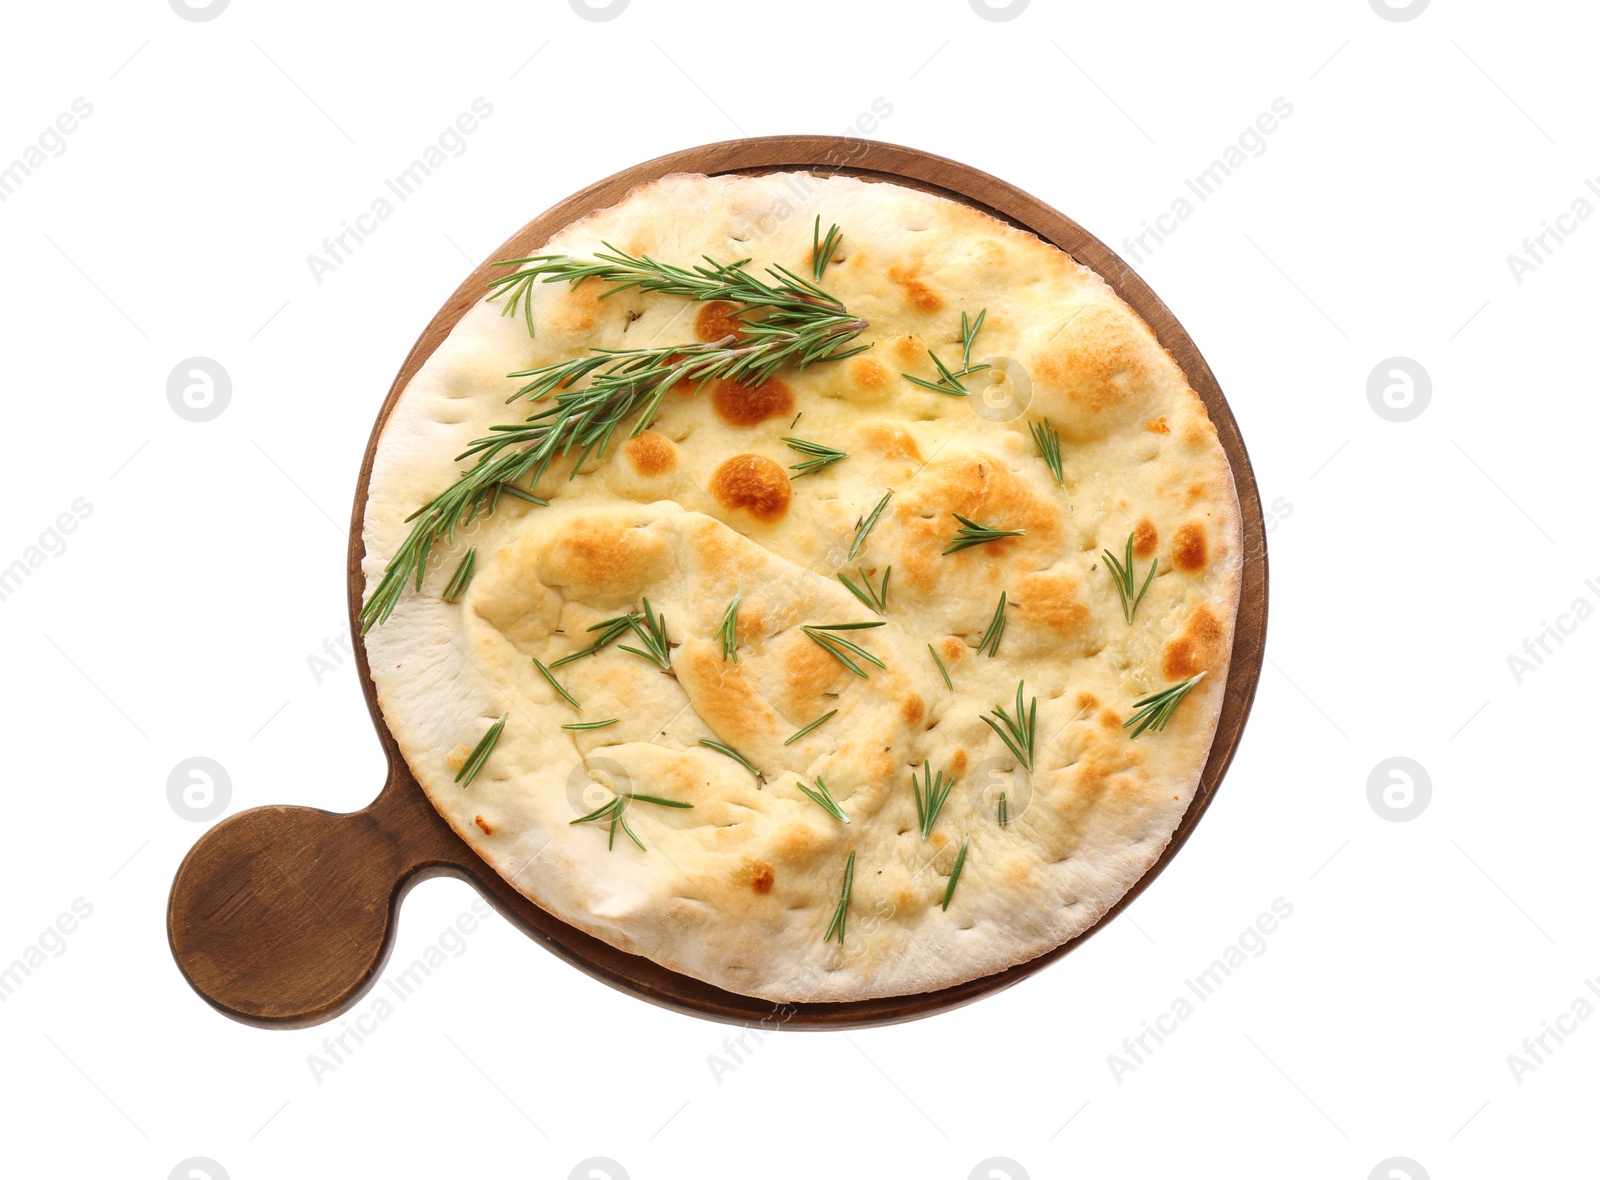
(167, 136, 1268, 1030)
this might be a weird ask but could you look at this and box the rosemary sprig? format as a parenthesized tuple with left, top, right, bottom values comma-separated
(812, 217, 843, 282)
(803, 621, 887, 678)
(487, 239, 857, 332)
(455, 714, 507, 788)
(442, 547, 477, 603)
(901, 309, 990, 396)
(847, 490, 892, 562)
(823, 850, 856, 944)
(838, 566, 890, 614)
(1124, 671, 1207, 738)
(943, 513, 1024, 555)
(784, 709, 838, 746)
(998, 792, 1009, 827)
(982, 680, 1037, 772)
(928, 643, 953, 690)
(562, 718, 618, 730)
(619, 598, 672, 671)
(717, 582, 744, 662)
(942, 838, 969, 911)
(360, 246, 869, 632)
(912, 762, 957, 839)
(532, 657, 579, 708)
(796, 776, 850, 824)
(549, 612, 636, 668)
(978, 591, 1008, 657)
(1103, 532, 1157, 623)
(570, 792, 693, 852)
(1028, 418, 1065, 488)
(698, 737, 763, 781)
(784, 436, 849, 478)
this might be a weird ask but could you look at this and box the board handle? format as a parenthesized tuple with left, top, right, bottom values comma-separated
(167, 774, 451, 1027)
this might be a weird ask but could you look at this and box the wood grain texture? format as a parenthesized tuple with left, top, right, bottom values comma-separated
(167, 136, 1268, 1030)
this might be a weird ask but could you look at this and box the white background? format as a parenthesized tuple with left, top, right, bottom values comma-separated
(1, 1, 1594, 1177)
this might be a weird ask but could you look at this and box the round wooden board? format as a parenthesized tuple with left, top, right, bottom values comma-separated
(168, 135, 1268, 1030)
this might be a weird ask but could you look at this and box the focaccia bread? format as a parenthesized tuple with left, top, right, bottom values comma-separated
(360, 172, 1241, 1002)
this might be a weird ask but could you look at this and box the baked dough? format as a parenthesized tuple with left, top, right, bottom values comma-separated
(360, 172, 1241, 1001)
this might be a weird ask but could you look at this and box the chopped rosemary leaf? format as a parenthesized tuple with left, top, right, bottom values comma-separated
(455, 714, 507, 788)
(982, 680, 1037, 772)
(698, 737, 763, 781)
(928, 643, 953, 690)
(823, 849, 856, 944)
(1124, 671, 1207, 738)
(784, 709, 838, 746)
(796, 776, 850, 824)
(442, 547, 477, 603)
(838, 565, 890, 614)
(562, 718, 619, 730)
(944, 513, 1024, 555)
(812, 216, 843, 282)
(1103, 531, 1157, 623)
(912, 762, 957, 839)
(998, 792, 1009, 827)
(569, 791, 693, 851)
(619, 597, 672, 671)
(717, 582, 744, 663)
(978, 590, 1008, 657)
(803, 621, 887, 678)
(960, 309, 987, 368)
(784, 435, 849, 478)
(549, 613, 636, 667)
(532, 657, 579, 709)
(942, 838, 970, 911)
(847, 490, 893, 561)
(1028, 418, 1065, 488)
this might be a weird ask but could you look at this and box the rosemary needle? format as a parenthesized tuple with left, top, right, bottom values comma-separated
(812, 216, 843, 282)
(943, 513, 1024, 555)
(796, 776, 850, 823)
(942, 838, 969, 911)
(717, 582, 744, 662)
(978, 591, 1008, 657)
(784, 436, 849, 477)
(928, 643, 953, 690)
(699, 737, 763, 781)
(901, 308, 990, 395)
(784, 709, 838, 745)
(619, 598, 672, 671)
(532, 657, 579, 709)
(823, 850, 856, 944)
(982, 680, 1037, 772)
(803, 621, 887, 678)
(1103, 531, 1157, 623)
(442, 547, 477, 603)
(570, 792, 693, 852)
(455, 714, 507, 788)
(837, 566, 890, 614)
(562, 718, 619, 730)
(847, 490, 892, 562)
(998, 792, 1009, 827)
(1028, 418, 1065, 488)
(549, 613, 635, 668)
(1124, 671, 1206, 738)
(912, 762, 957, 839)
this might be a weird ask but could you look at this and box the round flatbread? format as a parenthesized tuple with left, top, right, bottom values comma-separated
(360, 172, 1241, 1002)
